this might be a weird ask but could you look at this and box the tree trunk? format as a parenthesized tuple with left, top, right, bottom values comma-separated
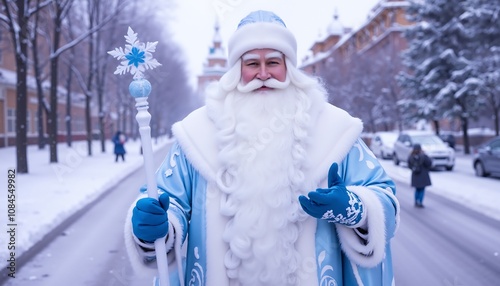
(65, 61, 73, 147)
(36, 88, 46, 149)
(15, 48, 29, 173)
(433, 119, 440, 135)
(95, 3, 107, 153)
(49, 59, 59, 163)
(85, 92, 93, 156)
(13, 0, 30, 173)
(98, 101, 105, 153)
(97, 61, 106, 153)
(85, 2, 96, 156)
(48, 5, 64, 163)
(32, 0, 47, 150)
(462, 117, 470, 155)
(494, 105, 499, 136)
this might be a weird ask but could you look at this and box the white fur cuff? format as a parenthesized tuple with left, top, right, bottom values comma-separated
(336, 185, 386, 268)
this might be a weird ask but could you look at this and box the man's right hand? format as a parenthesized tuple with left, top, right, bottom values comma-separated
(132, 192, 170, 243)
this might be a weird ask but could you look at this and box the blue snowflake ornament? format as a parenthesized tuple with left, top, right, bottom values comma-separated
(108, 27, 161, 79)
(126, 47, 145, 67)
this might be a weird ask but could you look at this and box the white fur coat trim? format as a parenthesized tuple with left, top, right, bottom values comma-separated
(124, 195, 183, 282)
(170, 102, 368, 284)
(171, 103, 363, 184)
(171, 107, 217, 181)
(336, 185, 386, 268)
(204, 180, 319, 286)
(124, 195, 157, 277)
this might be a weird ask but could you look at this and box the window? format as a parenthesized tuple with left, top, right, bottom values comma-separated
(7, 108, 15, 133)
(490, 139, 500, 153)
(27, 110, 37, 134)
(34, 112, 38, 134)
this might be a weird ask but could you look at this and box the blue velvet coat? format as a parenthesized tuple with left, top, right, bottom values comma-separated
(125, 105, 400, 286)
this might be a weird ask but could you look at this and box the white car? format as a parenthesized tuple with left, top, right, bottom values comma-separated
(370, 132, 398, 159)
(392, 130, 455, 171)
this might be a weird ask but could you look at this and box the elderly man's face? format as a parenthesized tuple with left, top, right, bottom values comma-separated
(240, 49, 287, 91)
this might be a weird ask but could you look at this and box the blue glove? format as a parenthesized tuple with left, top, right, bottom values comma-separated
(132, 192, 170, 242)
(299, 163, 364, 226)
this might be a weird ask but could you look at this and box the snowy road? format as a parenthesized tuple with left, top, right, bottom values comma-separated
(0, 145, 171, 286)
(2, 149, 500, 285)
(381, 155, 500, 286)
(0, 165, 153, 286)
(391, 180, 500, 285)
(382, 154, 500, 285)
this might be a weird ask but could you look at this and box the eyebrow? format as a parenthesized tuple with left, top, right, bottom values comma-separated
(241, 53, 260, 61)
(265, 51, 283, 60)
(241, 51, 284, 61)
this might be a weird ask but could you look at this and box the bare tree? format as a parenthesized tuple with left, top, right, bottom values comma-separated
(30, 0, 51, 150)
(1, 0, 52, 173)
(94, 0, 125, 153)
(46, 0, 73, 163)
(62, 32, 76, 147)
(83, 0, 96, 156)
(76, 0, 126, 156)
(44, 0, 123, 160)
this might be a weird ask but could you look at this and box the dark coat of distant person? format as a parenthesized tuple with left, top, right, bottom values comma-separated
(408, 145, 432, 188)
(113, 131, 126, 155)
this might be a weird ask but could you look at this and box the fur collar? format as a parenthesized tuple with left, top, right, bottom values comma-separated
(172, 103, 362, 185)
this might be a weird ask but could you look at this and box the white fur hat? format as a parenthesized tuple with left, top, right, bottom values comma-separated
(228, 10, 297, 67)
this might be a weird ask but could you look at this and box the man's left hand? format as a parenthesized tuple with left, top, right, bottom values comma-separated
(299, 163, 364, 226)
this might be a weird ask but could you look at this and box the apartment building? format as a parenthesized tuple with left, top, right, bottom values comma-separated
(0, 27, 97, 148)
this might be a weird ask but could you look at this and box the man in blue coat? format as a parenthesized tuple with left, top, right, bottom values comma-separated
(126, 10, 400, 286)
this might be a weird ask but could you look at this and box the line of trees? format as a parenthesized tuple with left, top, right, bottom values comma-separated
(1, 0, 198, 173)
(399, 0, 500, 154)
(320, 0, 499, 154)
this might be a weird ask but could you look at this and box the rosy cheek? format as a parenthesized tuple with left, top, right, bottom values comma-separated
(241, 76, 249, 84)
(241, 71, 253, 84)
(276, 72, 286, 82)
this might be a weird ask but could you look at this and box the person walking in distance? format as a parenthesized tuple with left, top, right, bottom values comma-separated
(407, 143, 432, 207)
(112, 131, 127, 162)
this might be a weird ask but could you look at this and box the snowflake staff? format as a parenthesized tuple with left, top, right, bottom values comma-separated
(108, 27, 169, 286)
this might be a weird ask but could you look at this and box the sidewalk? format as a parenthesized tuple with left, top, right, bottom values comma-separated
(0, 137, 173, 273)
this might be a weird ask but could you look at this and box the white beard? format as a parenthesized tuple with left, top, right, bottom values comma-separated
(206, 81, 326, 285)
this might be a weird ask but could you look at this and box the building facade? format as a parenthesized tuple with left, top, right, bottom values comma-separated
(197, 23, 229, 94)
(0, 26, 99, 148)
(302, 0, 412, 76)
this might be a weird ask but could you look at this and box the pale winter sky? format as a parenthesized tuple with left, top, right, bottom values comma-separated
(165, 0, 381, 87)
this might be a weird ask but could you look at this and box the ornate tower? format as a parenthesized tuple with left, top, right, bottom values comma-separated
(197, 22, 228, 94)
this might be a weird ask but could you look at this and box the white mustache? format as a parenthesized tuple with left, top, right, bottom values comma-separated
(237, 77, 290, 93)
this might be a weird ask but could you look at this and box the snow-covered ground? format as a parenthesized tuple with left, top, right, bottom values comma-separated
(1, 138, 499, 273)
(0, 137, 172, 272)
